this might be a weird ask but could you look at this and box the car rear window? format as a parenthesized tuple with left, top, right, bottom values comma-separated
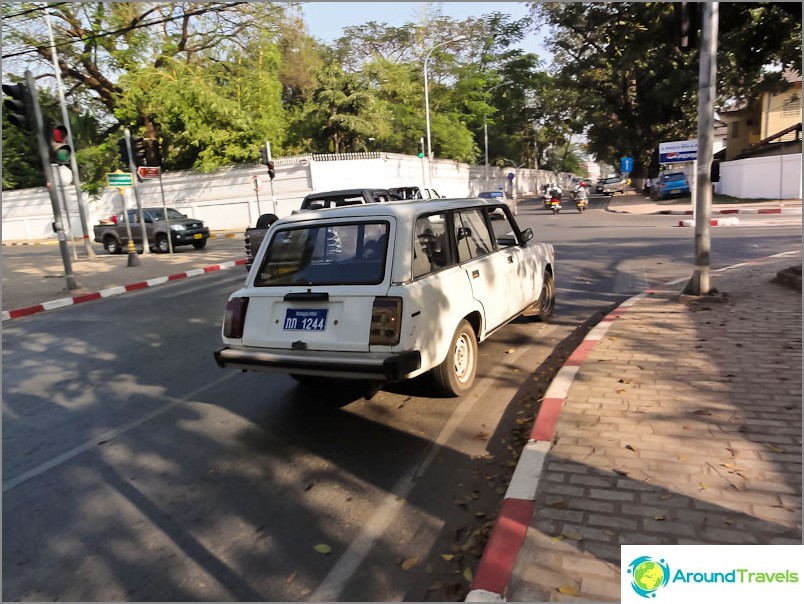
(254, 222, 389, 286)
(302, 195, 366, 210)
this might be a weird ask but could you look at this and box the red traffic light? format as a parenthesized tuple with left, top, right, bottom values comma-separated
(51, 125, 68, 143)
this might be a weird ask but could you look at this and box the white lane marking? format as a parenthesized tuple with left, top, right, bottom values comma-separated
(2, 373, 239, 493)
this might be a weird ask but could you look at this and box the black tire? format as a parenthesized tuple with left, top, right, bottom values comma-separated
(431, 319, 478, 397)
(104, 235, 122, 254)
(192, 239, 207, 249)
(155, 234, 170, 253)
(535, 271, 556, 321)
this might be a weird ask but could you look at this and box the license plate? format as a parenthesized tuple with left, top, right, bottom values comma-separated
(669, 189, 679, 194)
(194, 233, 202, 239)
(283, 308, 327, 331)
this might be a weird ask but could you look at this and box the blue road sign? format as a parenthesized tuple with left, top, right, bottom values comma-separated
(620, 157, 633, 173)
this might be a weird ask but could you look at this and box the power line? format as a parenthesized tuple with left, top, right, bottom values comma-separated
(2, 2, 68, 21)
(2, 1, 269, 60)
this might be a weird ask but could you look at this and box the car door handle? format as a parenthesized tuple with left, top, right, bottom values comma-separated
(507, 255, 514, 264)
(471, 270, 479, 278)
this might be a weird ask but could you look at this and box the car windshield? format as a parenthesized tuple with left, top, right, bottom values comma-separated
(254, 221, 389, 286)
(148, 208, 187, 220)
(604, 177, 621, 183)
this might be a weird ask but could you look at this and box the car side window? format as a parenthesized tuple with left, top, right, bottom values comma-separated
(413, 213, 451, 278)
(455, 209, 494, 264)
(492, 212, 519, 248)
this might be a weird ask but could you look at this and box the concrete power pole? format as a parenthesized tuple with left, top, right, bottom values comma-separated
(684, 2, 719, 296)
(45, 9, 95, 257)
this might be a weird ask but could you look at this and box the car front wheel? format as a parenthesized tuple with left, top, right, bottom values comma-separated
(192, 239, 207, 249)
(432, 319, 478, 397)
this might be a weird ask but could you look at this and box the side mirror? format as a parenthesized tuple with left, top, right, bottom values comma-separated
(520, 228, 533, 244)
(456, 227, 472, 241)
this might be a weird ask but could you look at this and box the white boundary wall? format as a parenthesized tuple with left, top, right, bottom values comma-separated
(1, 153, 569, 242)
(716, 153, 802, 199)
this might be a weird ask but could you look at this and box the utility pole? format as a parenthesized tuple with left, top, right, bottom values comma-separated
(124, 128, 149, 254)
(45, 9, 95, 257)
(25, 71, 79, 290)
(684, 2, 718, 296)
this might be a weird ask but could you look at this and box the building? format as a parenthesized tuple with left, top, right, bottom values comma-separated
(718, 70, 802, 161)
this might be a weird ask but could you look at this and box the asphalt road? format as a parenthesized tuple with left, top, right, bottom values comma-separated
(3, 198, 800, 601)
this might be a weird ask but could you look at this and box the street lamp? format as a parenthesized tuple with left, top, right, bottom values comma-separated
(424, 35, 467, 163)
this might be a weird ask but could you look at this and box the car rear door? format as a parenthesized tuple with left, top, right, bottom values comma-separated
(242, 219, 394, 353)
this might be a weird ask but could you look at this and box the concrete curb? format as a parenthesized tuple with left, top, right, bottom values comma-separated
(677, 216, 740, 227)
(659, 207, 802, 216)
(2, 258, 248, 322)
(465, 250, 800, 602)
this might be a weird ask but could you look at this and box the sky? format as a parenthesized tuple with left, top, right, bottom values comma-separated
(298, 1, 549, 61)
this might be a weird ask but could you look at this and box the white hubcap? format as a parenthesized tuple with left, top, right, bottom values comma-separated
(454, 334, 471, 382)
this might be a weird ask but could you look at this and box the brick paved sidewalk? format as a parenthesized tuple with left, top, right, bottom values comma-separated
(501, 254, 802, 602)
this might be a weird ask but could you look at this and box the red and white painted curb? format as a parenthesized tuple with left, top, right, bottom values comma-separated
(676, 216, 740, 227)
(465, 290, 653, 602)
(465, 250, 800, 602)
(660, 207, 801, 216)
(2, 258, 247, 322)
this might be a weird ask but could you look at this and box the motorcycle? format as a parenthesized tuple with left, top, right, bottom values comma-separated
(577, 196, 588, 213)
(548, 190, 562, 214)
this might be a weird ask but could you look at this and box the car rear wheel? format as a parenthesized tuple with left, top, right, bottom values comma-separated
(432, 319, 478, 397)
(104, 235, 122, 254)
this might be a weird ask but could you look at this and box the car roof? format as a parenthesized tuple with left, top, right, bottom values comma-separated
(304, 188, 390, 199)
(277, 198, 503, 226)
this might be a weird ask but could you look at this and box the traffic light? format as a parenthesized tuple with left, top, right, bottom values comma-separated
(117, 137, 130, 167)
(267, 160, 275, 180)
(50, 124, 72, 165)
(259, 146, 269, 165)
(132, 136, 147, 166)
(2, 82, 33, 130)
(144, 138, 162, 166)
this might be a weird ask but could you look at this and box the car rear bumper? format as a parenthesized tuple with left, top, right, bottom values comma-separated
(214, 346, 422, 382)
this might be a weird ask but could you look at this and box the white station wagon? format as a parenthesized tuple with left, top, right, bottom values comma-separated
(214, 198, 555, 396)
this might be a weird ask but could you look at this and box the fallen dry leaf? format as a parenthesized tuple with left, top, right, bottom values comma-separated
(506, 348, 516, 354)
(463, 567, 473, 582)
(625, 444, 638, 453)
(653, 515, 665, 521)
(693, 409, 713, 416)
(558, 586, 580, 596)
(441, 554, 455, 562)
(659, 494, 674, 501)
(765, 444, 785, 453)
(401, 557, 419, 571)
(613, 468, 629, 476)
(546, 500, 568, 509)
(286, 571, 297, 585)
(313, 544, 332, 555)
(562, 532, 584, 541)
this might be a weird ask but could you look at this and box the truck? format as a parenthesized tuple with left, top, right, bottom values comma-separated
(94, 207, 210, 254)
(243, 188, 399, 269)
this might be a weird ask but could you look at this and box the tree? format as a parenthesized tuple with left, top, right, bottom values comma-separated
(529, 1, 801, 181)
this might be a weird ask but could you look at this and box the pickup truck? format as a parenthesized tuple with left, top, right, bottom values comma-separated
(243, 188, 399, 269)
(94, 207, 210, 254)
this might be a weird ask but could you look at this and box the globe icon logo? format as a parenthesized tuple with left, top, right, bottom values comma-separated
(627, 556, 670, 598)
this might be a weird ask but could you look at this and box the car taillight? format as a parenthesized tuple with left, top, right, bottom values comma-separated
(223, 297, 249, 339)
(370, 297, 402, 346)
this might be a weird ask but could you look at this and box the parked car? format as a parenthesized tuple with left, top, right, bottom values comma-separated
(478, 190, 517, 217)
(389, 186, 444, 200)
(93, 207, 209, 254)
(244, 188, 399, 269)
(596, 175, 627, 195)
(214, 198, 555, 397)
(653, 172, 690, 199)
(298, 188, 398, 211)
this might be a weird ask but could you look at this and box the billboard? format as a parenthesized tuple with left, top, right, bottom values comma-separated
(659, 140, 697, 163)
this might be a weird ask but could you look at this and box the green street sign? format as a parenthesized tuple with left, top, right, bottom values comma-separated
(106, 172, 134, 188)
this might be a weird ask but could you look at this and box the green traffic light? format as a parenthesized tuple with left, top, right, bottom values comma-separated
(55, 147, 71, 163)
(418, 152, 424, 158)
